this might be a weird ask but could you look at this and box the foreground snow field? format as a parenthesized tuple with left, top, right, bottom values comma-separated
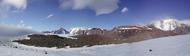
(1, 34, 190, 56)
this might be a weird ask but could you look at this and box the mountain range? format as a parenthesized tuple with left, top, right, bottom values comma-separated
(42, 19, 190, 38)
(14, 19, 190, 48)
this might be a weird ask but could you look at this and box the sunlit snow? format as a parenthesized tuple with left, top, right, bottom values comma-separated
(0, 34, 190, 56)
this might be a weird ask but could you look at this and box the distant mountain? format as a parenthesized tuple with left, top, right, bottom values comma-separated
(101, 19, 190, 42)
(15, 19, 190, 48)
(54, 28, 69, 34)
(68, 19, 190, 38)
(70, 27, 106, 35)
(150, 19, 190, 35)
(153, 19, 183, 31)
(42, 28, 69, 34)
(70, 27, 90, 35)
(41, 19, 190, 42)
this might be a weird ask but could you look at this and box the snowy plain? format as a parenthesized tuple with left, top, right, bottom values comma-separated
(0, 34, 190, 56)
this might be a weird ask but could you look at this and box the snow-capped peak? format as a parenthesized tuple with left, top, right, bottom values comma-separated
(42, 28, 69, 34)
(53, 28, 69, 34)
(153, 18, 181, 31)
(70, 27, 91, 35)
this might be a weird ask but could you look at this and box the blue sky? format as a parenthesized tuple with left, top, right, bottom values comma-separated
(0, 0, 190, 31)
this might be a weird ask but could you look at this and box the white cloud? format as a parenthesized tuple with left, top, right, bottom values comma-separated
(121, 7, 128, 13)
(1, 0, 27, 10)
(59, 0, 119, 15)
(46, 14, 54, 19)
(0, 0, 27, 18)
(17, 20, 32, 29)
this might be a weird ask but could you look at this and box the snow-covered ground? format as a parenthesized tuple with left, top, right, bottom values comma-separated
(56, 34, 77, 39)
(1, 34, 190, 56)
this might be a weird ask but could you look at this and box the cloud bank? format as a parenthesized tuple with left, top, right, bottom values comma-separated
(179, 20, 190, 25)
(0, 24, 36, 37)
(59, 0, 120, 15)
